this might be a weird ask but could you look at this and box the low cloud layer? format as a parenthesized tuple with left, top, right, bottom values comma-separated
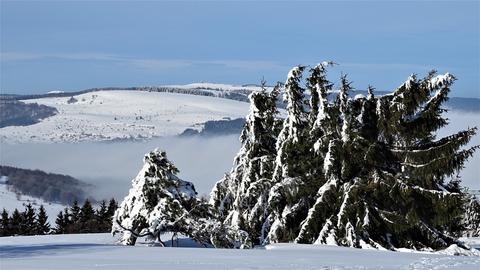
(1, 135, 241, 200)
(437, 111, 479, 191)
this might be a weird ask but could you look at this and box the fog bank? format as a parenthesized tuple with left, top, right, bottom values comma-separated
(0, 135, 241, 200)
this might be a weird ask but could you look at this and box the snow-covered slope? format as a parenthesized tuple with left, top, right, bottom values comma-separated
(0, 183, 65, 224)
(0, 90, 250, 143)
(1, 233, 479, 270)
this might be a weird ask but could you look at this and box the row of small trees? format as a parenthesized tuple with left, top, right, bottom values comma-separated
(1, 204, 49, 236)
(54, 199, 118, 234)
(0, 199, 118, 236)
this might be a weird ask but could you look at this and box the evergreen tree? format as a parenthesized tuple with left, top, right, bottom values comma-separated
(214, 64, 478, 251)
(62, 208, 72, 230)
(97, 200, 108, 218)
(22, 204, 36, 235)
(264, 66, 325, 243)
(464, 195, 480, 237)
(66, 200, 81, 233)
(10, 208, 23, 235)
(35, 205, 50, 235)
(309, 62, 336, 144)
(308, 63, 338, 195)
(94, 198, 117, 232)
(70, 200, 81, 224)
(0, 209, 10, 236)
(54, 210, 66, 234)
(210, 82, 281, 245)
(79, 199, 96, 232)
(106, 198, 118, 218)
(308, 70, 474, 250)
(113, 149, 250, 248)
(96, 200, 109, 232)
(80, 200, 95, 223)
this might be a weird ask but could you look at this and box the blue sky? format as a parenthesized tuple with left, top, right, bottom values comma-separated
(1, 0, 479, 97)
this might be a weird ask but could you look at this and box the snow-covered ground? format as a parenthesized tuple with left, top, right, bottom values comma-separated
(0, 90, 250, 143)
(461, 237, 480, 250)
(1, 233, 479, 270)
(0, 183, 65, 224)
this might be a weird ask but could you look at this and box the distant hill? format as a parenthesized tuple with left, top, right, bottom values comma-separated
(0, 100, 58, 128)
(0, 89, 250, 143)
(180, 118, 246, 137)
(0, 84, 477, 142)
(1, 83, 477, 112)
(0, 165, 91, 205)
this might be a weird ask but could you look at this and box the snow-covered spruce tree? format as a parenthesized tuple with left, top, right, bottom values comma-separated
(113, 149, 250, 248)
(221, 64, 478, 251)
(210, 82, 281, 245)
(464, 195, 480, 237)
(294, 68, 477, 250)
(35, 205, 50, 235)
(264, 66, 327, 243)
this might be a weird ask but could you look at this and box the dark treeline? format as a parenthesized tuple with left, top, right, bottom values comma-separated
(0, 166, 90, 205)
(0, 100, 58, 128)
(0, 199, 117, 236)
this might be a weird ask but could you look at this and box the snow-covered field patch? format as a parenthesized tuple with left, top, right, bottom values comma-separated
(1, 233, 479, 270)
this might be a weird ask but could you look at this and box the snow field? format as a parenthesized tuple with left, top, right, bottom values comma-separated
(1, 233, 479, 270)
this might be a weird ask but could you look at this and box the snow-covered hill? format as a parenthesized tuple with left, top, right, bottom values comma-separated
(1, 83, 478, 144)
(0, 90, 250, 143)
(1, 233, 479, 270)
(166, 82, 270, 92)
(0, 183, 65, 224)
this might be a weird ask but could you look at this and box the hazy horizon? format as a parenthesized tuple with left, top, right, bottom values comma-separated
(2, 81, 480, 101)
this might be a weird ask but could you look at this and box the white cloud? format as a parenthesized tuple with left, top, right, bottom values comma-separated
(1, 51, 284, 72)
(128, 59, 193, 70)
(204, 60, 285, 70)
(341, 62, 440, 71)
(0, 52, 117, 62)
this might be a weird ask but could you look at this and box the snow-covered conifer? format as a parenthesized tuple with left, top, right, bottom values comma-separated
(113, 149, 251, 248)
(0, 209, 10, 236)
(10, 209, 22, 235)
(35, 205, 50, 235)
(464, 195, 480, 237)
(54, 211, 66, 234)
(298, 70, 477, 250)
(221, 64, 478, 251)
(22, 204, 36, 235)
(210, 82, 280, 245)
(264, 66, 321, 243)
(309, 62, 335, 154)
